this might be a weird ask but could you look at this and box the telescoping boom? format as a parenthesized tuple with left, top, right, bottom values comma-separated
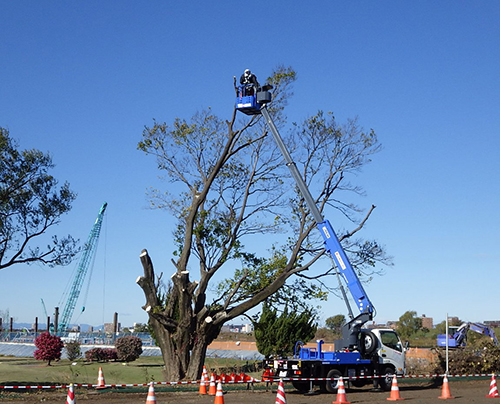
(235, 75, 406, 393)
(236, 79, 373, 350)
(260, 105, 376, 349)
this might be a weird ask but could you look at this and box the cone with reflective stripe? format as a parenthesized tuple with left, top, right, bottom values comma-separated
(199, 372, 207, 395)
(486, 374, 499, 398)
(438, 375, 454, 399)
(387, 375, 404, 401)
(95, 367, 107, 389)
(275, 379, 286, 404)
(202, 365, 208, 382)
(332, 377, 350, 404)
(214, 381, 224, 404)
(208, 373, 217, 396)
(66, 383, 75, 404)
(146, 382, 156, 404)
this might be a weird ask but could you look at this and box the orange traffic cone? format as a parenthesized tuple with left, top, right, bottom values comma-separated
(146, 382, 156, 403)
(214, 381, 224, 404)
(438, 375, 454, 399)
(275, 379, 286, 404)
(66, 383, 75, 404)
(96, 367, 107, 389)
(486, 374, 499, 398)
(387, 375, 404, 401)
(332, 377, 350, 404)
(199, 372, 207, 395)
(208, 373, 217, 396)
(202, 365, 208, 382)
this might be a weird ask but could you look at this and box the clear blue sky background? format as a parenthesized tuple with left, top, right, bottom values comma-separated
(1, 1, 499, 329)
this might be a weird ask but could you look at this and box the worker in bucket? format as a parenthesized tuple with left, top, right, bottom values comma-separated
(240, 69, 259, 96)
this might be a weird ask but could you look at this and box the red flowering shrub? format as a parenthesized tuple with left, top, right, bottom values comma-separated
(115, 335, 143, 362)
(34, 332, 64, 365)
(103, 348, 118, 361)
(85, 347, 117, 362)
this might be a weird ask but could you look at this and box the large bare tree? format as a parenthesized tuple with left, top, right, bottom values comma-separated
(136, 66, 390, 381)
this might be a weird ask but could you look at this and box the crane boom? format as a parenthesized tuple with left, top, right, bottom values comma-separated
(58, 202, 107, 332)
(235, 76, 407, 387)
(236, 80, 375, 349)
(260, 105, 374, 349)
(260, 106, 374, 314)
(40, 298, 48, 319)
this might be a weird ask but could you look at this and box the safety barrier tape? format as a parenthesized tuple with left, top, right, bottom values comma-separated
(270, 373, 496, 381)
(1, 373, 496, 390)
(0, 379, 259, 390)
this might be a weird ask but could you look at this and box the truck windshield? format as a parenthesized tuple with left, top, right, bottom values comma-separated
(380, 331, 403, 352)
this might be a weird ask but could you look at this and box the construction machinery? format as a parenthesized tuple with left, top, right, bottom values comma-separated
(58, 202, 107, 332)
(437, 322, 499, 347)
(40, 298, 54, 332)
(235, 76, 405, 392)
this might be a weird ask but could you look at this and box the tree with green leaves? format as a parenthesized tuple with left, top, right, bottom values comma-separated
(64, 340, 82, 361)
(325, 314, 346, 336)
(396, 310, 423, 340)
(136, 66, 391, 381)
(0, 128, 78, 270)
(254, 301, 317, 359)
(133, 323, 150, 333)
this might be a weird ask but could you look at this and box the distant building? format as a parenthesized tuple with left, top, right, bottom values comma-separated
(104, 322, 121, 333)
(366, 321, 397, 330)
(421, 315, 433, 330)
(221, 323, 253, 333)
(484, 321, 500, 327)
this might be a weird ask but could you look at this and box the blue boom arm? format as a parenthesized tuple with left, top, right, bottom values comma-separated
(317, 219, 374, 315)
(236, 93, 375, 349)
(258, 105, 374, 315)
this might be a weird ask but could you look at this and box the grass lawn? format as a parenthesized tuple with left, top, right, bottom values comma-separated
(0, 356, 260, 387)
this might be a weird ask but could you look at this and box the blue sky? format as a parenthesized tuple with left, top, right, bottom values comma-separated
(1, 1, 499, 329)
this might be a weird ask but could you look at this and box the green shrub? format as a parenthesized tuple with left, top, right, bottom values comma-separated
(65, 340, 81, 361)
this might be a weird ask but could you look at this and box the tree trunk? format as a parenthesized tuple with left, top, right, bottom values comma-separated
(146, 302, 221, 381)
(138, 249, 221, 381)
(186, 321, 222, 380)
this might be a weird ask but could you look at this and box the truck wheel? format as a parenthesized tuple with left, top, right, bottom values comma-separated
(361, 330, 377, 356)
(325, 369, 343, 393)
(379, 366, 395, 391)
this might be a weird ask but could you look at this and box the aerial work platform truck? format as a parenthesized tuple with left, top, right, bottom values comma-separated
(235, 75, 406, 392)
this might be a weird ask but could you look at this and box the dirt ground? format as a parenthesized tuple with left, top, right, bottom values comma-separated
(1, 379, 497, 404)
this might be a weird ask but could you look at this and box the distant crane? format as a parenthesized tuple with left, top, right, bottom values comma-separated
(41, 298, 48, 320)
(58, 202, 107, 333)
(40, 298, 56, 332)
